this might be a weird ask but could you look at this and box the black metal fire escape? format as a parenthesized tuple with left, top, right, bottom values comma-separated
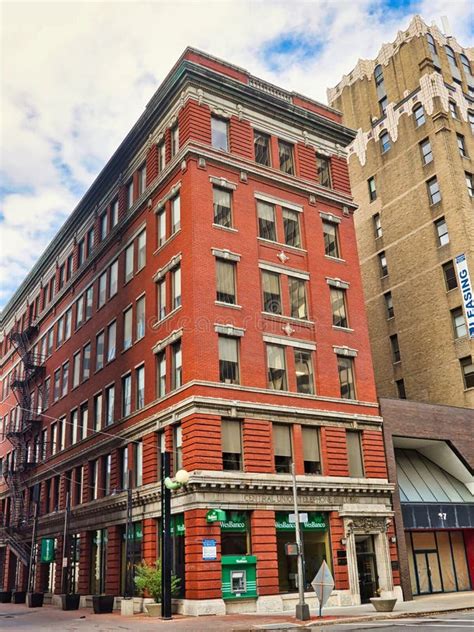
(1, 319, 44, 567)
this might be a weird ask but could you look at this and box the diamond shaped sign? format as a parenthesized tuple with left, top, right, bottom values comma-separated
(311, 560, 335, 616)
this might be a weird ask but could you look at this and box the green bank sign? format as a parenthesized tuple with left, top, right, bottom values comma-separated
(40, 538, 55, 563)
(275, 512, 327, 532)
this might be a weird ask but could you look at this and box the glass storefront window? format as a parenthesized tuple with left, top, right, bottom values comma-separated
(120, 522, 143, 596)
(90, 529, 107, 594)
(221, 511, 250, 556)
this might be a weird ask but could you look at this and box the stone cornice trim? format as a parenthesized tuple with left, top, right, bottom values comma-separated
(263, 333, 316, 350)
(320, 211, 341, 224)
(254, 191, 303, 212)
(153, 253, 182, 282)
(333, 345, 358, 357)
(326, 277, 350, 290)
(154, 181, 182, 212)
(209, 175, 238, 191)
(152, 327, 183, 354)
(211, 248, 241, 262)
(214, 323, 245, 337)
(259, 261, 310, 280)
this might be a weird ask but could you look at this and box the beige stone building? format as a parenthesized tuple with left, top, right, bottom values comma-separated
(328, 16, 474, 408)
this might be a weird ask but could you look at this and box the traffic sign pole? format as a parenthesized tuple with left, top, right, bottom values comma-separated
(291, 463, 310, 621)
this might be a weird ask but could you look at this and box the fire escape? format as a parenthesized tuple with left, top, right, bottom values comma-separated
(1, 319, 44, 568)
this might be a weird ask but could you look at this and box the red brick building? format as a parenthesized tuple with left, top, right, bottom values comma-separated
(0, 49, 400, 613)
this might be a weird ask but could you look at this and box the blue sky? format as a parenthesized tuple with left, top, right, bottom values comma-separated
(1, 0, 472, 314)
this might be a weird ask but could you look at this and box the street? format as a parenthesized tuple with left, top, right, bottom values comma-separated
(317, 612, 474, 631)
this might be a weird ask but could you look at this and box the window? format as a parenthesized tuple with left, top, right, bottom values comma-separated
(222, 419, 242, 470)
(384, 291, 394, 319)
(257, 201, 276, 241)
(262, 271, 281, 314)
(379, 95, 388, 116)
(420, 138, 433, 165)
(213, 187, 232, 228)
(85, 286, 93, 321)
(53, 369, 61, 401)
(87, 227, 94, 255)
(99, 213, 108, 241)
(93, 393, 103, 431)
(57, 316, 64, 348)
(443, 260, 458, 291)
(82, 343, 91, 381)
(71, 409, 79, 445)
(158, 141, 166, 171)
(283, 208, 301, 248)
(413, 104, 425, 127)
(73, 352, 81, 388)
(66, 253, 74, 280)
(289, 277, 307, 319)
(123, 307, 133, 350)
(460, 356, 474, 389)
(127, 180, 134, 209)
(427, 33, 437, 57)
(254, 131, 271, 166)
(323, 221, 340, 258)
(157, 280, 166, 320)
(111, 199, 119, 227)
(157, 208, 166, 246)
(434, 217, 449, 247)
(47, 329, 54, 356)
(379, 251, 388, 277)
(302, 427, 321, 474)
(122, 374, 132, 417)
(449, 100, 458, 119)
(373, 213, 382, 239)
(61, 362, 69, 397)
(427, 177, 441, 204)
(380, 131, 390, 153)
(105, 385, 115, 426)
(98, 272, 107, 308)
(171, 341, 182, 390)
(445, 45, 458, 72)
(294, 349, 314, 394)
(64, 308, 72, 340)
(138, 164, 146, 195)
(125, 244, 134, 282)
(103, 454, 112, 496)
(136, 296, 145, 340)
(133, 441, 143, 487)
(96, 332, 105, 371)
(466, 172, 473, 197)
(218, 336, 239, 384)
(330, 287, 348, 328)
(172, 266, 181, 309)
(273, 424, 292, 473)
(368, 176, 377, 201)
(211, 117, 228, 151)
(337, 355, 355, 399)
(374, 64, 384, 88)
(51, 422, 58, 455)
(278, 140, 294, 175)
(171, 126, 179, 157)
(120, 447, 129, 489)
(347, 430, 364, 478)
(173, 425, 182, 473)
(396, 379, 407, 399)
(136, 365, 145, 409)
(317, 154, 332, 187)
(137, 230, 146, 270)
(157, 352, 166, 398)
(452, 307, 467, 339)
(109, 260, 118, 297)
(77, 239, 85, 267)
(171, 195, 180, 233)
(267, 344, 287, 390)
(469, 111, 474, 134)
(216, 260, 236, 304)
(58, 264, 65, 290)
(80, 403, 88, 440)
(457, 134, 467, 158)
(90, 460, 98, 500)
(460, 54, 472, 78)
(76, 295, 84, 328)
(107, 321, 116, 361)
(390, 333, 401, 363)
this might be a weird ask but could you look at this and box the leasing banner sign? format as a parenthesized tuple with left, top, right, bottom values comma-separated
(455, 254, 474, 339)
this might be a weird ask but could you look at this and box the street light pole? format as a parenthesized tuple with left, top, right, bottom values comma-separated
(291, 463, 310, 621)
(160, 451, 172, 620)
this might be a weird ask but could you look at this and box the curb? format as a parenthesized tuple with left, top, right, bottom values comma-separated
(241, 605, 474, 630)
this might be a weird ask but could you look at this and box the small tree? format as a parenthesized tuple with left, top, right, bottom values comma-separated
(134, 559, 180, 603)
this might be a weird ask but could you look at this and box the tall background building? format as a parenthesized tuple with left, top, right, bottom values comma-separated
(329, 16, 474, 602)
(0, 49, 399, 612)
(328, 15, 474, 408)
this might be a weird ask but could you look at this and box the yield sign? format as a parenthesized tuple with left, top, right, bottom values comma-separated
(311, 560, 335, 616)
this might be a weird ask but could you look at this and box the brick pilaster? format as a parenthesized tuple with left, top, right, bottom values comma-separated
(184, 509, 221, 600)
(321, 427, 349, 476)
(251, 510, 279, 595)
(105, 525, 121, 595)
(78, 531, 91, 594)
(182, 414, 222, 471)
(142, 432, 158, 485)
(292, 424, 305, 475)
(329, 512, 349, 590)
(243, 419, 273, 473)
(142, 517, 158, 565)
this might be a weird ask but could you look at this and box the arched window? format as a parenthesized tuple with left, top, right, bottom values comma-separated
(379, 131, 391, 153)
(426, 33, 437, 56)
(374, 64, 384, 87)
(460, 54, 472, 77)
(413, 104, 426, 127)
(445, 46, 458, 70)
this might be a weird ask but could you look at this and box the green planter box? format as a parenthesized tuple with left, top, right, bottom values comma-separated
(221, 555, 257, 600)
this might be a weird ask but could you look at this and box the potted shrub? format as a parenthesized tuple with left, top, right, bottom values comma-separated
(61, 593, 81, 610)
(0, 590, 12, 603)
(134, 559, 180, 617)
(370, 588, 397, 612)
(92, 594, 115, 614)
(12, 591, 26, 603)
(26, 592, 44, 608)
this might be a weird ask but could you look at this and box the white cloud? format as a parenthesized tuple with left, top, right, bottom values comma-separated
(1, 0, 472, 312)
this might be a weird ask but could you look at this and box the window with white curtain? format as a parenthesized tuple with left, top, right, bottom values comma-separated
(157, 351, 166, 397)
(136, 365, 145, 410)
(107, 321, 116, 361)
(96, 332, 105, 370)
(257, 201, 276, 241)
(109, 261, 118, 297)
(302, 426, 321, 474)
(172, 266, 181, 309)
(273, 424, 292, 473)
(137, 230, 146, 270)
(171, 195, 180, 233)
(294, 349, 314, 394)
(262, 271, 281, 314)
(330, 288, 348, 328)
(218, 336, 239, 384)
(157, 209, 167, 246)
(216, 260, 236, 304)
(222, 419, 242, 470)
(123, 307, 132, 350)
(136, 296, 145, 340)
(211, 117, 229, 151)
(171, 341, 182, 390)
(266, 344, 287, 390)
(213, 187, 232, 227)
(125, 243, 134, 282)
(157, 279, 166, 320)
(283, 208, 301, 247)
(289, 278, 307, 319)
(122, 374, 132, 417)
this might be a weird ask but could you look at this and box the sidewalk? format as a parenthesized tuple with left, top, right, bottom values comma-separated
(0, 592, 472, 631)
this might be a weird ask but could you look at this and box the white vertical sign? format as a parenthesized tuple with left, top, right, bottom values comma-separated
(455, 254, 474, 339)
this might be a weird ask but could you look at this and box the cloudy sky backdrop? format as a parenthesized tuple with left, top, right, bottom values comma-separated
(1, 0, 472, 312)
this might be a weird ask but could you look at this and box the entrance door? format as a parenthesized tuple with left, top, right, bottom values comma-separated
(355, 535, 378, 603)
(415, 550, 442, 594)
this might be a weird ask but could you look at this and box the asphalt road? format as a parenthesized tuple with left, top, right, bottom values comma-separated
(315, 612, 474, 631)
